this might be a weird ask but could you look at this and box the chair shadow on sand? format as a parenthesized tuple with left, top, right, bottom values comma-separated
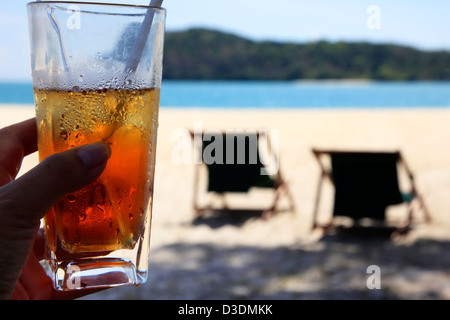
(192, 209, 266, 228)
(101, 236, 450, 300)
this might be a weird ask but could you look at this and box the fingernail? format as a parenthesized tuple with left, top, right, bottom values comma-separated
(76, 143, 111, 168)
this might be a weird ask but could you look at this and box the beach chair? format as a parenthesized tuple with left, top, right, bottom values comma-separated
(190, 130, 295, 219)
(311, 149, 431, 234)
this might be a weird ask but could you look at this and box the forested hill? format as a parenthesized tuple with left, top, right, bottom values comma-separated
(162, 28, 450, 81)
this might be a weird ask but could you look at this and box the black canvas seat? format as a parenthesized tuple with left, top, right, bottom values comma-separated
(312, 149, 431, 234)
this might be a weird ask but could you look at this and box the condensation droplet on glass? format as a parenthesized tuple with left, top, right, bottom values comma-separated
(78, 74, 84, 83)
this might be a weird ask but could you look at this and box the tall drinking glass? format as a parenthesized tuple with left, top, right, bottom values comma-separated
(27, 1, 166, 291)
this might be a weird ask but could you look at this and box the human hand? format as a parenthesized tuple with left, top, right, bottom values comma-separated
(0, 118, 111, 299)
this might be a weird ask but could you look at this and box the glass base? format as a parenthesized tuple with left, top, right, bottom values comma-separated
(52, 258, 147, 291)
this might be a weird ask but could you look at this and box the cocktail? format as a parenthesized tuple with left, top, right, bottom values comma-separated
(27, 1, 165, 290)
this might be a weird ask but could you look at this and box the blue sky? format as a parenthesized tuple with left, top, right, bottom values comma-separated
(1, 0, 449, 81)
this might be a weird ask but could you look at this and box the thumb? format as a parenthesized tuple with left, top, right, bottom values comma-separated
(0, 142, 111, 233)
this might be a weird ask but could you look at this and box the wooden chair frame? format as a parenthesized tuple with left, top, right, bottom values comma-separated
(190, 130, 296, 219)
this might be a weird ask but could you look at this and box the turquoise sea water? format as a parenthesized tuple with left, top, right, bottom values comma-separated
(0, 80, 449, 108)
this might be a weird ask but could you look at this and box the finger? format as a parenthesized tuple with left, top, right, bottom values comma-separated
(0, 118, 37, 156)
(0, 118, 37, 186)
(17, 230, 105, 300)
(33, 229, 46, 261)
(11, 251, 52, 300)
(0, 142, 110, 299)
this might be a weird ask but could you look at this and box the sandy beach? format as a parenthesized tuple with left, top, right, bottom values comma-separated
(1, 104, 450, 299)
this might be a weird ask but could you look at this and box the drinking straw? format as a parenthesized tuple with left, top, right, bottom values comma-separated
(41, 0, 70, 71)
(124, 0, 164, 73)
(48, 9, 70, 72)
(36, 0, 163, 74)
